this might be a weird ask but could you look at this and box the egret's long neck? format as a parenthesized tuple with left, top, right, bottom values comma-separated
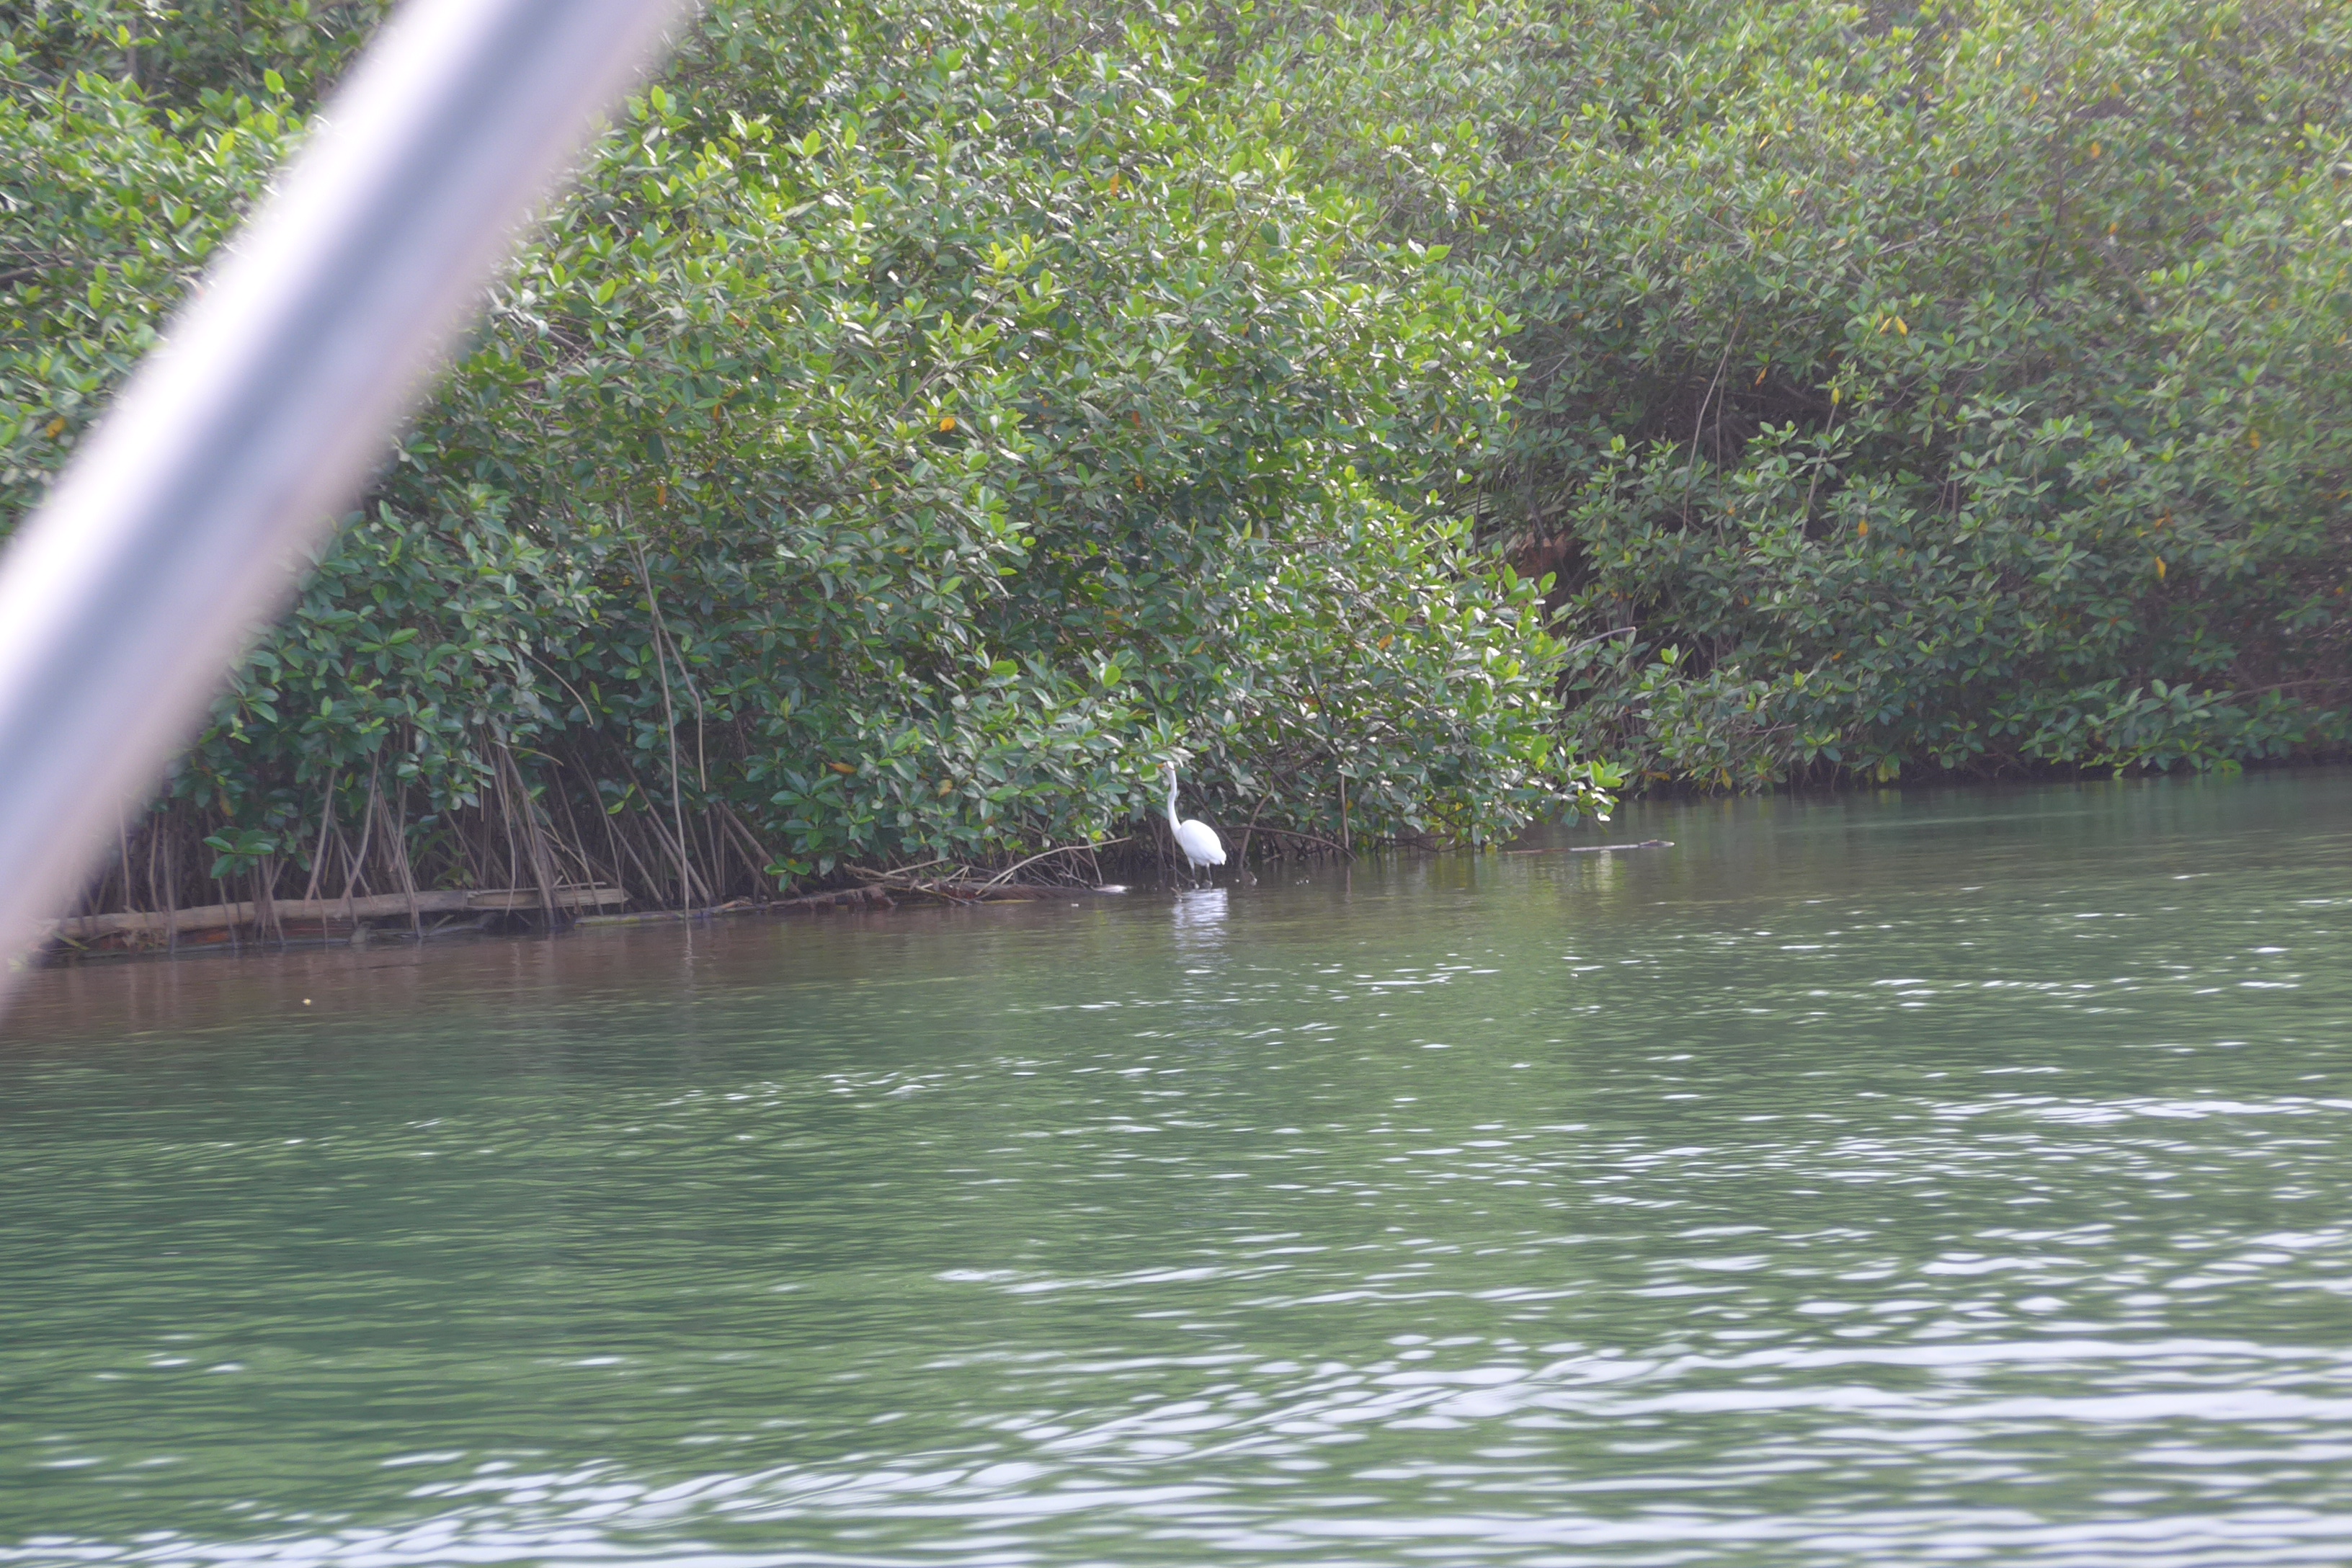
(1164, 771, 1181, 831)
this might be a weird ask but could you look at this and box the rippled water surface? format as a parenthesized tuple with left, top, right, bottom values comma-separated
(6, 774, 2352, 1566)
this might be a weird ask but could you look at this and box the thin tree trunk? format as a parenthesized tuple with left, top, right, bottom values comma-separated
(342, 766, 380, 916)
(714, 803, 778, 893)
(255, 855, 280, 946)
(501, 744, 560, 927)
(549, 758, 620, 894)
(1234, 790, 1275, 885)
(300, 770, 337, 904)
(601, 744, 705, 903)
(378, 786, 422, 939)
(494, 759, 525, 894)
(607, 812, 670, 909)
(631, 536, 695, 911)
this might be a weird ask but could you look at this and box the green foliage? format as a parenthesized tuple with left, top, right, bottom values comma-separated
(27, 0, 2338, 923)
(3, 0, 1606, 909)
(1255, 0, 2352, 786)
(2, 0, 386, 110)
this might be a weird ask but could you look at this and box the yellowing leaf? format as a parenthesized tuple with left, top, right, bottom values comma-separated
(2155, 557, 2167, 579)
(829, 761, 856, 775)
(938, 414, 956, 432)
(44, 416, 65, 439)
(1856, 520, 1868, 537)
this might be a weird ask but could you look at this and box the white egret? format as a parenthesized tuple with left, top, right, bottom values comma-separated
(1164, 766, 1226, 886)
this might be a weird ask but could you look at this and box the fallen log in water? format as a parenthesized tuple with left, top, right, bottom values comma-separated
(42, 885, 629, 943)
(850, 878, 1133, 904)
(764, 880, 1100, 909)
(574, 887, 897, 925)
(578, 878, 1118, 926)
(770, 884, 896, 912)
(1505, 839, 1675, 855)
(45, 871, 1118, 949)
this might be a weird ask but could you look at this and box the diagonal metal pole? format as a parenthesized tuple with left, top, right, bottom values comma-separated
(0, 0, 694, 999)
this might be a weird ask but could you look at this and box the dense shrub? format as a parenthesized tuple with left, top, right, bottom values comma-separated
(1, 0, 1606, 914)
(1255, 0, 2352, 785)
(12, 0, 2346, 929)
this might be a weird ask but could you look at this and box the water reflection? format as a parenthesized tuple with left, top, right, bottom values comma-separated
(4, 771, 2352, 1566)
(1170, 884, 1229, 947)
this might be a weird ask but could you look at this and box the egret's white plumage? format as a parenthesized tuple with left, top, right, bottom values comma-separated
(1164, 767, 1225, 884)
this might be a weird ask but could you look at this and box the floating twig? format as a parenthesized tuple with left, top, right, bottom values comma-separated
(1505, 838, 1675, 855)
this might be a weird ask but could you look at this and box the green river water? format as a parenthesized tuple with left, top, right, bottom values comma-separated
(4, 772, 2351, 1566)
